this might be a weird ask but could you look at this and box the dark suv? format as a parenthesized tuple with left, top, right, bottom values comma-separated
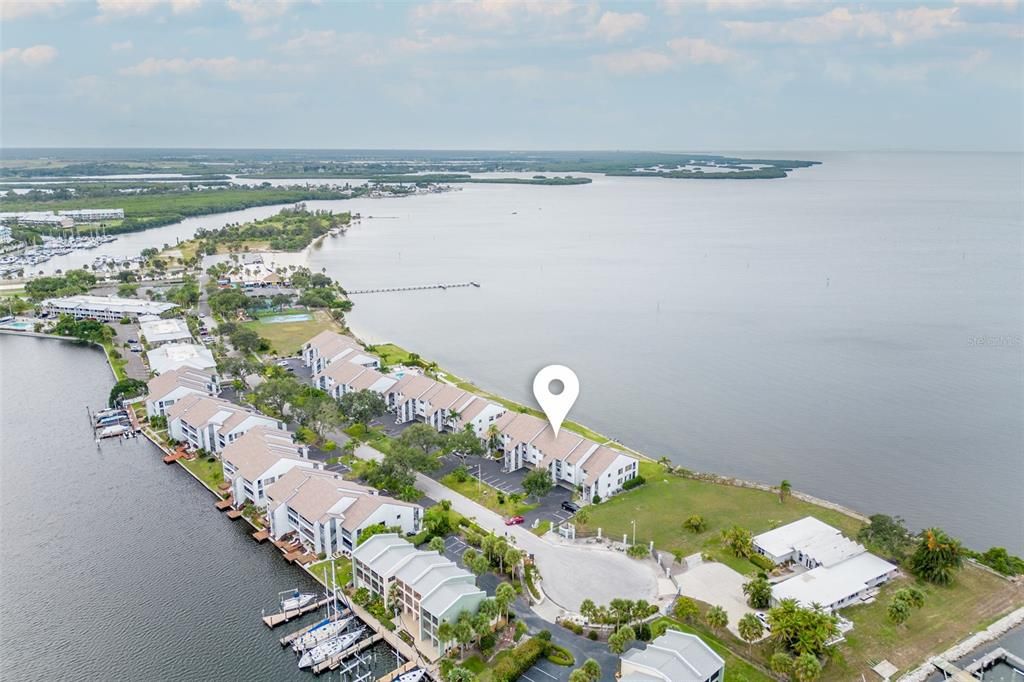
(561, 500, 580, 514)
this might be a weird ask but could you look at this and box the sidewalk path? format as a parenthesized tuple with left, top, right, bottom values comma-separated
(354, 445, 659, 615)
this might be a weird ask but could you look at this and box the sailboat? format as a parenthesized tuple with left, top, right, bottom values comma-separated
(297, 627, 364, 668)
(292, 616, 352, 653)
(395, 669, 426, 682)
(280, 589, 317, 611)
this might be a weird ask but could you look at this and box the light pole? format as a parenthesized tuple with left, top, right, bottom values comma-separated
(631, 519, 636, 546)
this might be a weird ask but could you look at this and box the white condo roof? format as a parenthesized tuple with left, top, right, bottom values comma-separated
(620, 630, 724, 682)
(43, 295, 176, 316)
(147, 343, 216, 375)
(754, 516, 864, 567)
(140, 317, 192, 344)
(771, 552, 898, 610)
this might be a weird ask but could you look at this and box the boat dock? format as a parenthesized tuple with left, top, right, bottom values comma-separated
(346, 281, 479, 295)
(252, 529, 270, 543)
(311, 632, 384, 675)
(378, 661, 417, 681)
(262, 596, 334, 628)
(931, 658, 979, 682)
(278, 609, 350, 646)
(214, 497, 233, 511)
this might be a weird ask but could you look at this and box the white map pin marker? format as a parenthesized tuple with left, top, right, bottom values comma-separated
(533, 365, 579, 437)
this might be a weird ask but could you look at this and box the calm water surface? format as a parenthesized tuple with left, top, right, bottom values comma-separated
(0, 335, 397, 681)
(16, 152, 1024, 555)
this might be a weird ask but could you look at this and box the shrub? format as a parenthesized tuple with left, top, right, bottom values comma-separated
(592, 494, 601, 504)
(451, 465, 470, 483)
(627, 544, 648, 559)
(588, 630, 599, 641)
(537, 630, 552, 642)
(750, 553, 775, 571)
(323, 440, 337, 451)
(622, 475, 646, 490)
(497, 493, 505, 505)
(547, 644, 575, 666)
(411, 530, 432, 546)
(513, 620, 527, 642)
(490, 636, 548, 682)
(480, 633, 497, 654)
(119, 316, 132, 324)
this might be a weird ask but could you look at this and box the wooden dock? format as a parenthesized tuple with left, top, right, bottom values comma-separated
(278, 609, 351, 646)
(931, 657, 979, 682)
(262, 596, 333, 628)
(214, 497, 233, 511)
(378, 662, 417, 682)
(346, 281, 479, 295)
(311, 632, 383, 674)
(226, 509, 243, 520)
(252, 529, 270, 542)
(163, 452, 185, 464)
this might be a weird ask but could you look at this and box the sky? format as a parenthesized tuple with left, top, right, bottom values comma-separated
(0, 0, 1021, 151)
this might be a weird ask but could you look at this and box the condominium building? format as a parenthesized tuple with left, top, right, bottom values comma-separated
(316, 361, 397, 400)
(495, 412, 639, 501)
(0, 211, 74, 228)
(167, 394, 284, 453)
(139, 317, 193, 347)
(221, 427, 319, 508)
(266, 469, 422, 556)
(41, 295, 177, 321)
(620, 629, 724, 682)
(146, 343, 216, 375)
(57, 208, 125, 221)
(352, 534, 485, 658)
(145, 367, 220, 418)
(302, 330, 380, 374)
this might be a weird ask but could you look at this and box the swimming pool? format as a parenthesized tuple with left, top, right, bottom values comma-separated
(259, 313, 313, 324)
(0, 321, 34, 331)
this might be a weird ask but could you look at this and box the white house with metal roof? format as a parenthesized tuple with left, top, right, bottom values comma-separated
(221, 427, 320, 508)
(620, 629, 724, 682)
(139, 317, 193, 347)
(755, 517, 900, 612)
(351, 534, 485, 659)
(265, 470, 421, 556)
(146, 343, 217, 375)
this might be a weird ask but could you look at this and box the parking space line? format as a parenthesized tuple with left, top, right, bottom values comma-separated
(519, 675, 538, 682)
(532, 666, 557, 680)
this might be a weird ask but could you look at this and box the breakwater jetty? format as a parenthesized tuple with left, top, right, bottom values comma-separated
(346, 281, 479, 295)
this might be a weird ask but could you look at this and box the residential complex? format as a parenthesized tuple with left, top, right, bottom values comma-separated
(146, 343, 217, 375)
(167, 394, 284, 453)
(57, 208, 124, 221)
(302, 330, 380, 374)
(266, 470, 422, 556)
(221, 427, 319, 508)
(620, 629, 724, 682)
(41, 295, 177, 321)
(145, 367, 219, 418)
(0, 211, 74, 228)
(495, 412, 639, 502)
(754, 517, 899, 612)
(139, 317, 193, 346)
(352, 534, 486, 658)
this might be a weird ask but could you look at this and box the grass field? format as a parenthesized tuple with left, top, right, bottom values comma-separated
(440, 472, 537, 518)
(578, 461, 864, 573)
(308, 558, 353, 591)
(244, 309, 339, 356)
(179, 456, 225, 492)
(830, 566, 1023, 678)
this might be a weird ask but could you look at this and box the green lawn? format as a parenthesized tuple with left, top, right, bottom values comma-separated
(179, 456, 225, 493)
(440, 472, 537, 518)
(308, 558, 353, 591)
(829, 566, 1023, 679)
(244, 309, 340, 356)
(579, 462, 864, 573)
(649, 616, 772, 682)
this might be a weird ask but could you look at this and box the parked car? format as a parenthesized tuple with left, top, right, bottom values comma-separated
(505, 516, 525, 526)
(755, 612, 771, 631)
(561, 500, 580, 513)
(276, 360, 290, 367)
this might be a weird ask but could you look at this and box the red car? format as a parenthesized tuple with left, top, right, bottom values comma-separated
(505, 515, 525, 526)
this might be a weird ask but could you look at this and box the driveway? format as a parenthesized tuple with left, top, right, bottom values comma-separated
(674, 560, 753, 636)
(353, 444, 659, 615)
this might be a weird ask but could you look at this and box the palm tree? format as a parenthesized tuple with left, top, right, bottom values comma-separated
(737, 613, 764, 651)
(579, 598, 597, 624)
(705, 605, 728, 633)
(792, 653, 823, 682)
(580, 659, 601, 682)
(495, 582, 516, 620)
(437, 620, 454, 651)
(486, 423, 501, 455)
(778, 479, 792, 503)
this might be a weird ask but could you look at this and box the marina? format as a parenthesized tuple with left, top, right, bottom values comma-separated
(0, 231, 125, 278)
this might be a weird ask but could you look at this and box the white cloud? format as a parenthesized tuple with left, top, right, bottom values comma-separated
(1, 44, 58, 66)
(960, 47, 992, 71)
(280, 29, 338, 53)
(667, 37, 737, 63)
(487, 65, 546, 84)
(411, 0, 579, 30)
(119, 56, 268, 79)
(96, 0, 201, 19)
(724, 6, 964, 46)
(1, 0, 65, 21)
(111, 40, 134, 51)
(226, 0, 317, 23)
(393, 33, 492, 53)
(592, 49, 674, 75)
(954, 0, 1018, 10)
(592, 11, 648, 41)
(657, 0, 687, 16)
(706, 0, 817, 12)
